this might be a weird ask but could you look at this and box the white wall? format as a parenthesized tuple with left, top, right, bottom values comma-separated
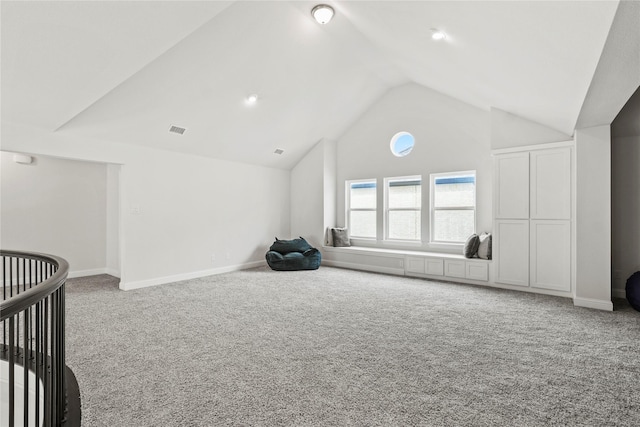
(490, 107, 572, 150)
(106, 164, 121, 277)
(574, 125, 612, 310)
(290, 141, 325, 248)
(611, 135, 640, 297)
(323, 139, 337, 244)
(290, 139, 337, 250)
(1, 123, 291, 289)
(334, 83, 492, 253)
(0, 152, 107, 276)
(611, 86, 640, 298)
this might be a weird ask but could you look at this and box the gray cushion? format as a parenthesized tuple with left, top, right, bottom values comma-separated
(463, 233, 480, 258)
(477, 232, 492, 260)
(331, 228, 350, 247)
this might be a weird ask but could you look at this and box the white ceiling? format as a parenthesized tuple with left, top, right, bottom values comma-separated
(1, 1, 621, 169)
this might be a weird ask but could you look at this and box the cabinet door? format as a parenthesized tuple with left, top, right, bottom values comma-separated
(465, 261, 489, 281)
(530, 220, 571, 292)
(444, 260, 466, 278)
(495, 152, 530, 219)
(495, 220, 529, 286)
(406, 257, 425, 274)
(530, 148, 571, 220)
(425, 258, 444, 276)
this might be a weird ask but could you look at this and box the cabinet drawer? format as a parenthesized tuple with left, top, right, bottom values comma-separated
(466, 262, 488, 281)
(444, 260, 466, 278)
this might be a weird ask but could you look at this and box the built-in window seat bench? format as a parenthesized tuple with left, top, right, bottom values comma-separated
(321, 245, 492, 285)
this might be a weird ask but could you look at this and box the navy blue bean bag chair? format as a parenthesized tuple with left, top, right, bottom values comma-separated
(265, 237, 321, 271)
(626, 271, 640, 312)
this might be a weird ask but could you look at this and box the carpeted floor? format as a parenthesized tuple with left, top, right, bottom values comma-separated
(65, 266, 639, 426)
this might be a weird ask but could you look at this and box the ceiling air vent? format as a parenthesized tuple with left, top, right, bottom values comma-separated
(274, 149, 285, 155)
(169, 125, 186, 135)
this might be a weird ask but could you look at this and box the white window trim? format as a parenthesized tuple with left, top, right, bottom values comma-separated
(384, 175, 422, 243)
(429, 170, 476, 245)
(346, 178, 377, 240)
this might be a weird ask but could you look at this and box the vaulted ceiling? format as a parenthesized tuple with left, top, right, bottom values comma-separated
(1, 1, 623, 169)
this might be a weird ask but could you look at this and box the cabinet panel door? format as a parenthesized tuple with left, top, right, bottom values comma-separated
(495, 153, 530, 219)
(495, 220, 529, 286)
(466, 262, 488, 281)
(444, 260, 466, 278)
(406, 257, 425, 274)
(530, 220, 571, 292)
(425, 258, 444, 276)
(530, 148, 571, 220)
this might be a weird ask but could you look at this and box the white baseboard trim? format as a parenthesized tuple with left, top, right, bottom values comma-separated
(612, 288, 626, 299)
(573, 297, 614, 311)
(322, 259, 405, 276)
(120, 260, 265, 291)
(105, 268, 121, 278)
(67, 268, 108, 279)
(6, 269, 106, 285)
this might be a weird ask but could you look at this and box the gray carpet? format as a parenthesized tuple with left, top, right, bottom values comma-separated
(65, 266, 640, 426)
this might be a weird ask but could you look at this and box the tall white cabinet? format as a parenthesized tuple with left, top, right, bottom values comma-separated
(493, 143, 573, 294)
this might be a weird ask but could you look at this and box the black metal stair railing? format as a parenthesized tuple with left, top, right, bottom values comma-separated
(1, 250, 70, 427)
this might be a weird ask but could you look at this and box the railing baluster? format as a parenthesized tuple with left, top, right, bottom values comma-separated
(60, 285, 67, 422)
(24, 307, 30, 427)
(44, 295, 50, 427)
(36, 299, 42, 425)
(9, 316, 16, 427)
(51, 291, 58, 425)
(3, 256, 6, 359)
(10, 256, 13, 297)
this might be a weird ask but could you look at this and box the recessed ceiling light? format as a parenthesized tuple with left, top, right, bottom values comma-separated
(245, 94, 258, 105)
(312, 4, 334, 25)
(431, 29, 447, 41)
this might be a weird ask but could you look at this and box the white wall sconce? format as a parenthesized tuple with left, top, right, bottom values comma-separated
(312, 4, 335, 25)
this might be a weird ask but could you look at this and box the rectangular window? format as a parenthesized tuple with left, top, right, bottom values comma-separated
(385, 176, 421, 241)
(431, 171, 476, 243)
(347, 180, 377, 239)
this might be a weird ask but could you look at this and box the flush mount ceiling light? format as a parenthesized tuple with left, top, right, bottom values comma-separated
(312, 4, 334, 24)
(431, 29, 447, 41)
(245, 94, 259, 105)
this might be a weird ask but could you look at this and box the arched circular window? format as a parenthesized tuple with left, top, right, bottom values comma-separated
(390, 132, 415, 157)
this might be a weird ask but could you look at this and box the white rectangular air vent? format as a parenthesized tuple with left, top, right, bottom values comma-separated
(169, 125, 186, 135)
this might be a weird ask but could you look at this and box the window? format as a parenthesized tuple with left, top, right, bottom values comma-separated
(390, 132, 415, 157)
(385, 176, 421, 241)
(430, 171, 476, 243)
(347, 180, 376, 239)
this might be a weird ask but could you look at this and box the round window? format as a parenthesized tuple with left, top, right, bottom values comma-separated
(390, 132, 415, 157)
